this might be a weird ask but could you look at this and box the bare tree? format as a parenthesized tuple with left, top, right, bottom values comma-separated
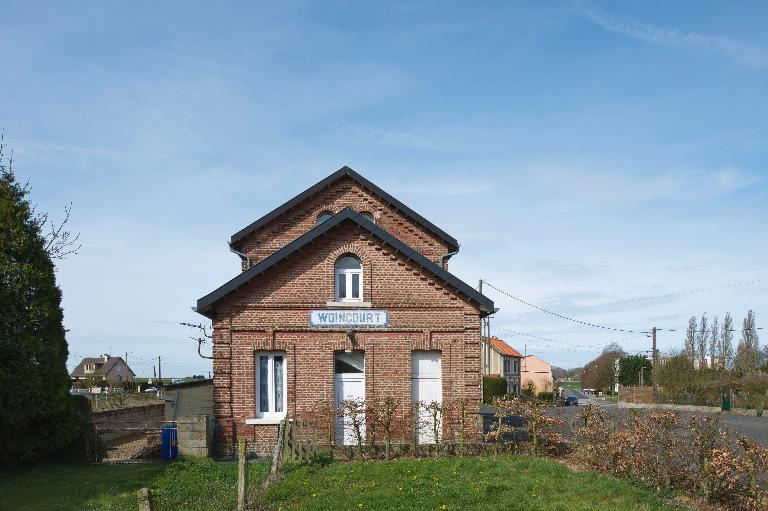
(1, 135, 81, 260)
(39, 202, 82, 259)
(709, 315, 720, 368)
(735, 310, 760, 374)
(696, 314, 709, 367)
(721, 312, 734, 370)
(684, 316, 697, 360)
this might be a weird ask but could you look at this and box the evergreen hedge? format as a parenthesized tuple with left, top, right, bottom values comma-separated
(483, 375, 508, 404)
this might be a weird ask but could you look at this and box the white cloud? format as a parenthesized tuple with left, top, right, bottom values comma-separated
(336, 122, 448, 151)
(586, 9, 768, 70)
(529, 165, 758, 205)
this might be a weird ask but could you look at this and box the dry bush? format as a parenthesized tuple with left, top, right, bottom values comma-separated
(573, 407, 767, 511)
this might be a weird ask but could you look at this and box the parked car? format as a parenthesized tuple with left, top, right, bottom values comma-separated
(565, 396, 579, 406)
(143, 386, 158, 393)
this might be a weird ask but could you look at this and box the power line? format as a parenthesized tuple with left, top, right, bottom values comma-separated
(485, 281, 766, 335)
(484, 281, 645, 333)
(492, 275, 768, 322)
(495, 327, 645, 350)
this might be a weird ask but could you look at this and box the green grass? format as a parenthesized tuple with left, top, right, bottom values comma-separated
(560, 381, 582, 391)
(0, 458, 270, 511)
(255, 456, 680, 511)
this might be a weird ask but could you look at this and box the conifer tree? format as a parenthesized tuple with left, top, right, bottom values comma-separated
(0, 140, 84, 466)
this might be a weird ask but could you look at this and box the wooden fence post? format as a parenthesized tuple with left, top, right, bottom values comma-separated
(271, 419, 285, 474)
(312, 419, 318, 461)
(137, 488, 153, 511)
(237, 437, 247, 511)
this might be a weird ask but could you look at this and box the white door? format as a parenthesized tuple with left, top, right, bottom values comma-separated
(334, 351, 365, 446)
(412, 351, 442, 444)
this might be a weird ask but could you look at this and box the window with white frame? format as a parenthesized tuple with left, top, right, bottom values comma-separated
(255, 352, 286, 418)
(335, 255, 362, 302)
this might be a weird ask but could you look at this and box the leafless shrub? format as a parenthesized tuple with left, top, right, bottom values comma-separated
(573, 408, 767, 510)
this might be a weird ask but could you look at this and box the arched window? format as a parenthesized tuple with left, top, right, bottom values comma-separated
(316, 211, 333, 225)
(335, 255, 362, 302)
(360, 212, 375, 223)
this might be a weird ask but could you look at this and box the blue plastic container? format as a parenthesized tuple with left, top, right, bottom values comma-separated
(161, 423, 178, 461)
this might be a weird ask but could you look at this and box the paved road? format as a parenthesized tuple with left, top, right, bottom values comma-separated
(555, 391, 768, 447)
(482, 389, 767, 447)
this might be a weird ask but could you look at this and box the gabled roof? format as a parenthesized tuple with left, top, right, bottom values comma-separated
(229, 166, 459, 251)
(487, 337, 523, 357)
(197, 208, 493, 317)
(70, 356, 135, 378)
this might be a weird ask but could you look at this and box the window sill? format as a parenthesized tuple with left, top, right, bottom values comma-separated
(326, 301, 372, 308)
(245, 417, 285, 425)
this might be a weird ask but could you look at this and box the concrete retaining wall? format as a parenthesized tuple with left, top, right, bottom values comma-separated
(92, 403, 166, 442)
(177, 415, 212, 458)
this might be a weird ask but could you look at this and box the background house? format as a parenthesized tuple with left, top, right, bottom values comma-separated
(521, 355, 553, 394)
(485, 336, 522, 395)
(70, 354, 135, 382)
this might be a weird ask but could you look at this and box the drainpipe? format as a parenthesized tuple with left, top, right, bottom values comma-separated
(439, 246, 460, 270)
(229, 243, 252, 270)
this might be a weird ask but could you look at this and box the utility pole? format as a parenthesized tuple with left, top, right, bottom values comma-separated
(125, 352, 128, 365)
(651, 327, 658, 403)
(158, 356, 162, 385)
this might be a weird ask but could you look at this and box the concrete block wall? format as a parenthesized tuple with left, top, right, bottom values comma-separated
(177, 415, 212, 458)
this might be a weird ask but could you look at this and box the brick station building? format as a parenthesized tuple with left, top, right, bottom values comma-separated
(195, 167, 494, 456)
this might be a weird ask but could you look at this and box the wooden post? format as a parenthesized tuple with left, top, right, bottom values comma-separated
(652, 327, 658, 404)
(237, 437, 247, 511)
(137, 488, 153, 511)
(296, 418, 304, 463)
(284, 417, 292, 463)
(312, 419, 318, 461)
(272, 419, 285, 474)
(412, 402, 419, 456)
(291, 419, 299, 462)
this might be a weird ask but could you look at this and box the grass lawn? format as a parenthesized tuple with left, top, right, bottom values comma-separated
(0, 458, 270, 511)
(255, 456, 680, 511)
(560, 381, 582, 391)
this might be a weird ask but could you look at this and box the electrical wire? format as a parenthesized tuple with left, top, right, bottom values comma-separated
(484, 281, 645, 333)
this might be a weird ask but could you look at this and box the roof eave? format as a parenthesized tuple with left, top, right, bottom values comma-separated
(229, 166, 459, 251)
(197, 208, 492, 315)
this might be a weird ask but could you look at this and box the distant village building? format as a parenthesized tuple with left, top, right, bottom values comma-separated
(70, 354, 135, 382)
(484, 336, 522, 395)
(195, 167, 494, 457)
(520, 355, 553, 393)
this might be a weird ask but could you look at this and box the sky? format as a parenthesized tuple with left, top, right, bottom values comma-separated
(2, 1, 767, 376)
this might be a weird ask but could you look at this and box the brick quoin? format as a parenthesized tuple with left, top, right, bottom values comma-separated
(196, 168, 493, 457)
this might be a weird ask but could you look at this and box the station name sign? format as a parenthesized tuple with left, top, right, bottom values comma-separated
(310, 309, 388, 327)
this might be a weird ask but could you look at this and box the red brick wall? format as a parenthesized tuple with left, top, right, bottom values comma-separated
(233, 176, 453, 270)
(208, 224, 483, 457)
